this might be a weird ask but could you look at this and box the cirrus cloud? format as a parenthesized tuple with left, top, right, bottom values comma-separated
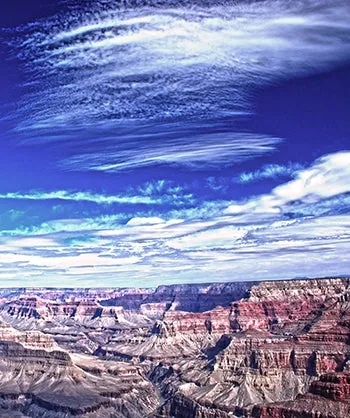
(4, 0, 350, 171)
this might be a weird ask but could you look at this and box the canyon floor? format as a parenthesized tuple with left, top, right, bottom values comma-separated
(0, 277, 349, 417)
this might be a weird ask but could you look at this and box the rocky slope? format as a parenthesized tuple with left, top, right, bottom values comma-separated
(0, 277, 349, 417)
(0, 320, 158, 417)
(253, 371, 350, 417)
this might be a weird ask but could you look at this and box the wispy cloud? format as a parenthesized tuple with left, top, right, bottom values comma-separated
(0, 214, 127, 237)
(4, 0, 350, 170)
(235, 162, 304, 184)
(11, 0, 350, 127)
(0, 185, 197, 206)
(0, 152, 349, 286)
(61, 131, 281, 171)
(0, 190, 160, 205)
(128, 179, 195, 205)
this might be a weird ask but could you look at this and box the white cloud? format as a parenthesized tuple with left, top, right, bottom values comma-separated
(5, 0, 350, 171)
(168, 226, 247, 250)
(274, 152, 350, 201)
(8, 237, 58, 248)
(236, 162, 304, 183)
(0, 215, 126, 237)
(225, 151, 350, 216)
(0, 182, 197, 209)
(62, 132, 281, 171)
(126, 217, 165, 226)
(0, 152, 349, 286)
(14, 0, 350, 128)
(0, 190, 160, 205)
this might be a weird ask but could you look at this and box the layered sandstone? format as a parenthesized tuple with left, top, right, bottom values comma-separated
(0, 277, 349, 417)
(0, 321, 159, 417)
(253, 372, 350, 417)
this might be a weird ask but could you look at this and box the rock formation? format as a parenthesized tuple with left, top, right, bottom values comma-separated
(0, 277, 349, 417)
(0, 320, 158, 417)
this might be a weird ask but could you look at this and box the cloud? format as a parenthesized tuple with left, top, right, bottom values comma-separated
(126, 217, 165, 226)
(235, 162, 304, 184)
(0, 215, 127, 237)
(8, 237, 58, 248)
(4, 0, 350, 171)
(0, 186, 197, 207)
(135, 180, 171, 196)
(225, 151, 350, 216)
(128, 179, 196, 205)
(1, 213, 349, 286)
(206, 176, 229, 192)
(283, 194, 350, 218)
(61, 130, 281, 171)
(0, 152, 349, 286)
(0, 190, 160, 205)
(273, 152, 350, 202)
(11, 0, 350, 126)
(168, 226, 247, 250)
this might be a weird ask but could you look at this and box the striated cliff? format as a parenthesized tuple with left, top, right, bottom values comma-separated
(152, 278, 350, 417)
(0, 320, 159, 417)
(253, 372, 350, 417)
(0, 277, 349, 417)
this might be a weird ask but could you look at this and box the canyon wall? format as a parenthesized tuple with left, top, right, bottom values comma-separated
(0, 277, 349, 417)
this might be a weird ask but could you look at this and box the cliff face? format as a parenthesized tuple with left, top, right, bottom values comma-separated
(0, 281, 255, 313)
(0, 320, 159, 417)
(310, 372, 350, 401)
(253, 372, 350, 418)
(153, 278, 350, 417)
(0, 278, 349, 417)
(151, 281, 256, 312)
(161, 306, 232, 336)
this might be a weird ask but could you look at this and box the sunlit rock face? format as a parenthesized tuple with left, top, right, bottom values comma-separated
(0, 277, 349, 417)
(252, 372, 350, 417)
(0, 320, 158, 417)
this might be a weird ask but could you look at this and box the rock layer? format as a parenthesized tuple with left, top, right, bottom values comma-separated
(0, 277, 349, 417)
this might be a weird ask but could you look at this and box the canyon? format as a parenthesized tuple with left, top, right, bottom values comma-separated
(0, 277, 349, 417)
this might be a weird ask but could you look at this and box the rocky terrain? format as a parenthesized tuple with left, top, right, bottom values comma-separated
(0, 277, 349, 417)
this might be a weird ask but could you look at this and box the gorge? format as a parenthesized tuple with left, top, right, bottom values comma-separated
(0, 277, 349, 417)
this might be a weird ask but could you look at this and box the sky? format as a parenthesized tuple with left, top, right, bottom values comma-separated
(0, 0, 349, 287)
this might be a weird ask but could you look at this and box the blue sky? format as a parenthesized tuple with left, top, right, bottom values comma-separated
(0, 0, 349, 287)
